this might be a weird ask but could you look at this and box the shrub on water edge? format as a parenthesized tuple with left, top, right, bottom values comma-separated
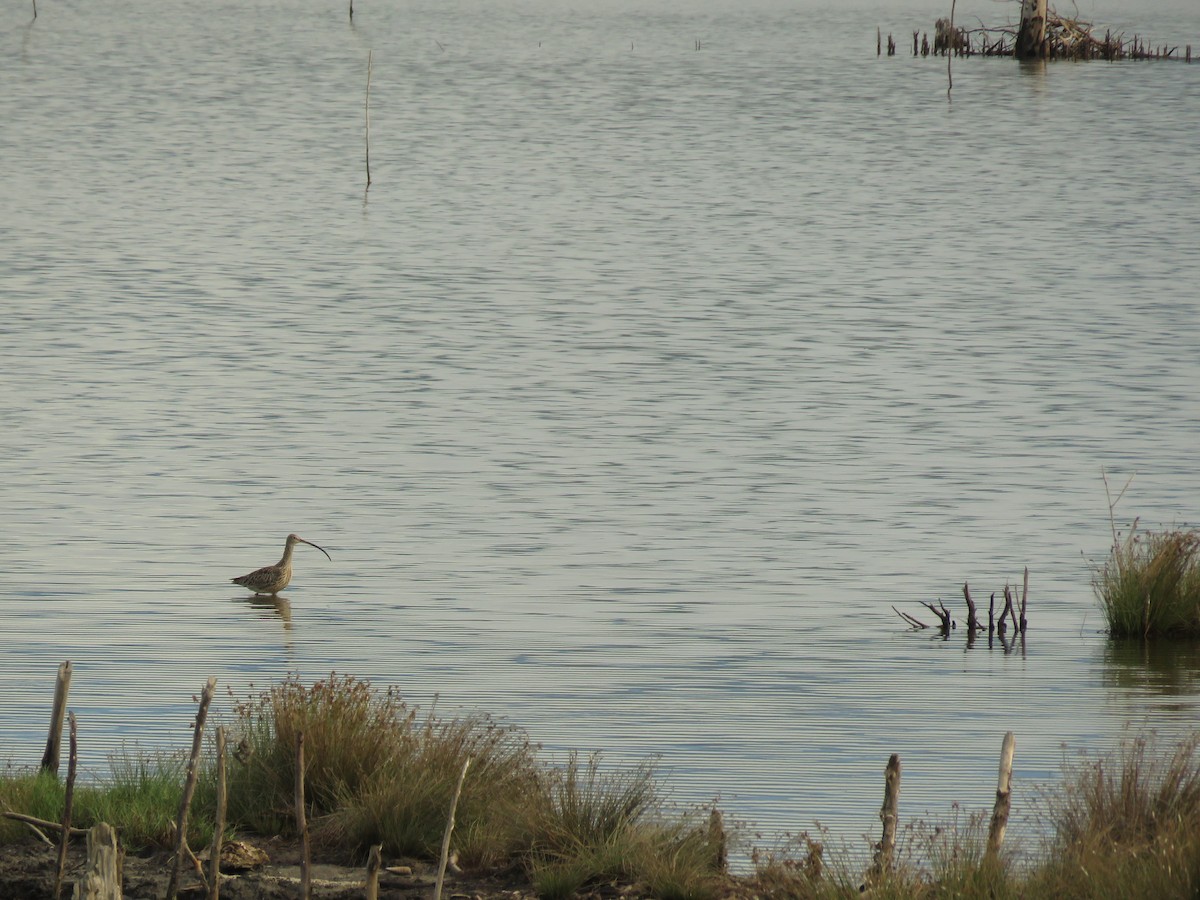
(524, 754, 723, 900)
(1094, 525, 1200, 637)
(326, 712, 541, 864)
(226, 672, 417, 833)
(1028, 732, 1200, 899)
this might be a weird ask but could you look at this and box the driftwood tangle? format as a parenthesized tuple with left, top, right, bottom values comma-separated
(887, 3, 1191, 62)
(895, 574, 1029, 650)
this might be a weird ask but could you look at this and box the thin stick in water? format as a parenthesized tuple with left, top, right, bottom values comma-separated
(364, 50, 373, 188)
(947, 0, 957, 97)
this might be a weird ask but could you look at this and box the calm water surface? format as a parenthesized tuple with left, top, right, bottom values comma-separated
(2, 0, 1199, 859)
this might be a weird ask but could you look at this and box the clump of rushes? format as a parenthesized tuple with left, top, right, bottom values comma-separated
(226, 672, 422, 835)
(525, 752, 721, 899)
(1028, 733, 1200, 899)
(326, 709, 542, 865)
(1095, 525, 1200, 637)
(224, 672, 717, 893)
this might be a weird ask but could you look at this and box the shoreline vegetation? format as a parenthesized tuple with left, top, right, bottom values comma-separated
(3, 673, 1200, 898)
(877, 4, 1193, 62)
(1094, 473, 1200, 638)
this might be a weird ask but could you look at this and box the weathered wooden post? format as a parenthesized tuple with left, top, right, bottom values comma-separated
(166, 677, 218, 900)
(41, 661, 73, 774)
(987, 732, 1016, 856)
(72, 823, 121, 900)
(54, 712, 78, 900)
(434, 758, 471, 900)
(1015, 0, 1048, 59)
(872, 754, 901, 877)
(877, 27, 882, 56)
(365, 844, 383, 900)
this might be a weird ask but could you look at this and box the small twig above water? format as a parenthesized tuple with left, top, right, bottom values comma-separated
(364, 49, 373, 191)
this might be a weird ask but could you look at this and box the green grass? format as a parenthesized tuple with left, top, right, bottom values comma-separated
(0, 752, 214, 851)
(1094, 523, 1200, 637)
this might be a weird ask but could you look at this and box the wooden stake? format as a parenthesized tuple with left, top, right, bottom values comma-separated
(1019, 567, 1029, 634)
(207, 727, 227, 900)
(963, 583, 978, 634)
(296, 731, 311, 900)
(872, 754, 901, 876)
(434, 758, 470, 900)
(54, 712, 78, 900)
(166, 677, 217, 900)
(72, 823, 121, 900)
(947, 0, 957, 97)
(998, 586, 1012, 637)
(877, 27, 882, 56)
(365, 844, 383, 900)
(1015, 0, 1048, 59)
(364, 50, 373, 189)
(987, 732, 1016, 855)
(42, 661, 72, 774)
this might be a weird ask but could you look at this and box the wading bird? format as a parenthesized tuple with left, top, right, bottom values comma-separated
(232, 533, 331, 596)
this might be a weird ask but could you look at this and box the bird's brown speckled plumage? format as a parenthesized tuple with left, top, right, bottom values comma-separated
(232, 534, 331, 595)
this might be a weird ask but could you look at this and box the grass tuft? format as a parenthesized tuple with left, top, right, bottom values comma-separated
(1029, 732, 1200, 898)
(1094, 524, 1200, 637)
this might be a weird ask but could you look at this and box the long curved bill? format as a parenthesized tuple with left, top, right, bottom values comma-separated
(296, 537, 332, 561)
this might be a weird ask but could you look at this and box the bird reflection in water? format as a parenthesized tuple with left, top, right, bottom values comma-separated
(245, 595, 293, 632)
